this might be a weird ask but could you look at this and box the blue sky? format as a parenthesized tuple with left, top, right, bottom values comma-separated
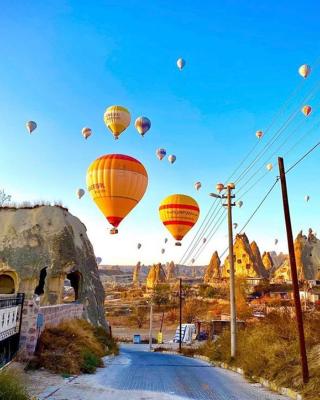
(1, 0, 320, 265)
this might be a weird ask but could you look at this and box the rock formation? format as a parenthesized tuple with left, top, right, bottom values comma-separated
(0, 205, 106, 327)
(222, 233, 268, 278)
(294, 229, 320, 280)
(250, 241, 265, 273)
(204, 251, 221, 283)
(271, 258, 291, 282)
(262, 251, 274, 272)
(146, 263, 166, 290)
(166, 261, 176, 280)
(132, 262, 141, 285)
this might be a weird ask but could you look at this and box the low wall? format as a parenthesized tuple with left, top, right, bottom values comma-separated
(18, 298, 84, 360)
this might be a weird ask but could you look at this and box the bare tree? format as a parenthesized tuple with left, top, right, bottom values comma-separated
(0, 189, 11, 206)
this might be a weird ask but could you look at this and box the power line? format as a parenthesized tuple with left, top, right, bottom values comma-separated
(286, 141, 320, 174)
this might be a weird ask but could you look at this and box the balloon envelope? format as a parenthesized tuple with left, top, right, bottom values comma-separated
(77, 188, 85, 199)
(164, 238, 168, 244)
(266, 163, 273, 171)
(233, 223, 238, 229)
(26, 121, 37, 134)
(103, 105, 131, 139)
(275, 239, 278, 245)
(256, 130, 263, 139)
(299, 64, 311, 78)
(137, 243, 142, 249)
(305, 195, 310, 202)
(161, 248, 165, 254)
(96, 257, 102, 265)
(168, 155, 176, 164)
(237, 201, 243, 208)
(301, 105, 312, 116)
(135, 116, 151, 136)
(86, 154, 148, 232)
(195, 182, 201, 191)
(159, 194, 200, 245)
(82, 127, 92, 139)
(177, 58, 186, 70)
(156, 148, 166, 160)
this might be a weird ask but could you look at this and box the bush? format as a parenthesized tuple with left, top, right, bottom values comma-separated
(0, 370, 30, 400)
(34, 319, 116, 375)
(128, 306, 148, 328)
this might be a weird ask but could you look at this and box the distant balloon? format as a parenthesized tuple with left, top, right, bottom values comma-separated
(177, 58, 186, 70)
(274, 239, 278, 245)
(164, 238, 168, 244)
(82, 127, 92, 140)
(191, 258, 195, 264)
(266, 163, 273, 171)
(135, 116, 151, 137)
(203, 238, 207, 244)
(256, 130, 263, 139)
(103, 105, 131, 140)
(156, 148, 167, 161)
(161, 248, 165, 254)
(301, 105, 312, 117)
(168, 155, 176, 164)
(77, 188, 85, 199)
(298, 64, 311, 79)
(195, 182, 202, 191)
(233, 223, 238, 229)
(216, 183, 224, 193)
(305, 195, 310, 202)
(26, 121, 37, 134)
(137, 243, 142, 250)
(159, 194, 200, 246)
(96, 257, 102, 265)
(237, 201, 243, 208)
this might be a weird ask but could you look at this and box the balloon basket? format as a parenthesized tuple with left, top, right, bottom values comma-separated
(110, 228, 118, 235)
(175, 242, 182, 246)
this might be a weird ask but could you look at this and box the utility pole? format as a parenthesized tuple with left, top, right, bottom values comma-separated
(149, 300, 153, 351)
(179, 278, 182, 353)
(278, 157, 309, 384)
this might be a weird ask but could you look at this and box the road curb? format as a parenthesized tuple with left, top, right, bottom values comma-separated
(160, 351, 303, 400)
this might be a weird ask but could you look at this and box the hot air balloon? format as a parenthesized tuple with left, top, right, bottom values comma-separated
(216, 183, 224, 193)
(233, 223, 238, 229)
(96, 257, 102, 265)
(77, 188, 85, 199)
(301, 105, 312, 117)
(135, 116, 151, 137)
(266, 163, 273, 171)
(137, 243, 142, 250)
(161, 248, 165, 254)
(177, 58, 186, 70)
(159, 194, 200, 246)
(103, 105, 131, 140)
(164, 238, 168, 244)
(256, 130, 263, 139)
(203, 238, 207, 244)
(274, 239, 278, 245)
(237, 201, 243, 208)
(191, 258, 195, 264)
(299, 64, 311, 79)
(168, 155, 176, 164)
(26, 121, 37, 134)
(86, 154, 148, 234)
(305, 195, 310, 202)
(195, 182, 202, 191)
(82, 127, 92, 139)
(156, 148, 166, 161)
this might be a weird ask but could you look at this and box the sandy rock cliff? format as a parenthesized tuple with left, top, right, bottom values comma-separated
(146, 263, 166, 289)
(204, 251, 221, 283)
(0, 205, 106, 327)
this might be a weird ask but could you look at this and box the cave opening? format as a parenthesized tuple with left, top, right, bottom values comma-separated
(0, 274, 15, 294)
(66, 271, 82, 302)
(34, 267, 47, 296)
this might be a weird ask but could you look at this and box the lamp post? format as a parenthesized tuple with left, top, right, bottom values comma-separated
(210, 182, 237, 359)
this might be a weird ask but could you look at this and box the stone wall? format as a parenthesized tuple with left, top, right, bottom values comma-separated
(18, 298, 84, 360)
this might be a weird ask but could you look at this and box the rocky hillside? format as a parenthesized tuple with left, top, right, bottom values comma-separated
(0, 205, 106, 327)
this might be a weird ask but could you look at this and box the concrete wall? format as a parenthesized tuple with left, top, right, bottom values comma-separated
(18, 298, 84, 360)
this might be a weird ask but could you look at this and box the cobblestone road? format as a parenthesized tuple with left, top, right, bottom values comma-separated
(40, 344, 291, 400)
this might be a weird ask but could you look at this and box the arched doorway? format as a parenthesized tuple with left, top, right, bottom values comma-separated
(0, 274, 15, 294)
(34, 267, 47, 296)
(65, 271, 82, 302)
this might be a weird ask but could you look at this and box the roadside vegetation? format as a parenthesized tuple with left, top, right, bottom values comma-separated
(30, 319, 118, 375)
(0, 370, 30, 400)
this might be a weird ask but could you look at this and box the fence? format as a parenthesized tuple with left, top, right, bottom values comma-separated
(0, 293, 24, 367)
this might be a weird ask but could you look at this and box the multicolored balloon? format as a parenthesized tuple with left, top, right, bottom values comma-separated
(159, 194, 200, 246)
(301, 105, 312, 116)
(256, 130, 263, 139)
(82, 127, 92, 139)
(103, 105, 131, 140)
(177, 58, 186, 70)
(298, 64, 311, 79)
(195, 182, 202, 191)
(135, 116, 151, 137)
(86, 154, 148, 234)
(168, 155, 176, 164)
(26, 121, 37, 134)
(156, 148, 166, 160)
(77, 188, 85, 199)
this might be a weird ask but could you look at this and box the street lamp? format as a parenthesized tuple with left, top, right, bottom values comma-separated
(210, 182, 237, 359)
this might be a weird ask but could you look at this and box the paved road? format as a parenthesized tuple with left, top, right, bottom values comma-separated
(40, 344, 290, 400)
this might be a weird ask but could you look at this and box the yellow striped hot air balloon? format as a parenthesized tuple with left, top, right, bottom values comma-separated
(159, 194, 200, 246)
(103, 105, 131, 140)
(86, 154, 148, 234)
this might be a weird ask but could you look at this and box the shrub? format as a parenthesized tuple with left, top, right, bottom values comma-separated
(128, 306, 148, 328)
(81, 350, 101, 373)
(0, 370, 30, 400)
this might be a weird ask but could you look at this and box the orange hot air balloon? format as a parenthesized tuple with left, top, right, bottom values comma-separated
(301, 105, 312, 116)
(159, 194, 200, 246)
(86, 154, 148, 234)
